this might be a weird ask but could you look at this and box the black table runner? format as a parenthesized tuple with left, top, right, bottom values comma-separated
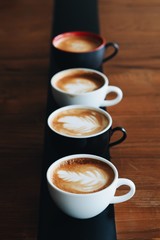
(37, 0, 117, 239)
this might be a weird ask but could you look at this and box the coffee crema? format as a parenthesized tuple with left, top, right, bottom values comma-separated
(54, 35, 102, 53)
(51, 108, 109, 137)
(55, 71, 104, 94)
(52, 158, 114, 194)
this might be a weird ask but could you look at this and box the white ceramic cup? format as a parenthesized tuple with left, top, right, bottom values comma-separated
(47, 154, 136, 219)
(50, 68, 123, 107)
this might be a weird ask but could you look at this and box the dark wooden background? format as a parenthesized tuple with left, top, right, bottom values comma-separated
(0, 0, 159, 239)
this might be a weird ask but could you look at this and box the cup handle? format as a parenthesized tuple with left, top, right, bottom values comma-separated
(109, 127, 127, 147)
(100, 86, 123, 107)
(111, 178, 136, 204)
(103, 42, 119, 62)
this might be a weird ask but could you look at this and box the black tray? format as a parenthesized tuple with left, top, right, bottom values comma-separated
(37, 0, 117, 239)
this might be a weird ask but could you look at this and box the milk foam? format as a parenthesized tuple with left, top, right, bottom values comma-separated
(52, 158, 114, 194)
(57, 168, 108, 193)
(52, 109, 109, 137)
(58, 115, 100, 135)
(55, 36, 101, 52)
(70, 41, 92, 52)
(62, 79, 98, 94)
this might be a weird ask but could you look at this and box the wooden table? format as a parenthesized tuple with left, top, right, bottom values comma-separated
(0, 0, 159, 239)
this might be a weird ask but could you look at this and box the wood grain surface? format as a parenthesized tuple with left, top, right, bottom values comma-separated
(0, 0, 159, 239)
(99, 0, 160, 239)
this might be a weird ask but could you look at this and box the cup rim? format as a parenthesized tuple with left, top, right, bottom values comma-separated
(47, 105, 112, 139)
(46, 154, 118, 196)
(52, 31, 107, 53)
(50, 68, 109, 96)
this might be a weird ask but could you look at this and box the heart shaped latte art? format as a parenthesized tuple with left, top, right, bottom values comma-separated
(63, 79, 98, 94)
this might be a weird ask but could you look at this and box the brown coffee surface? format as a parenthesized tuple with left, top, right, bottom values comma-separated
(55, 71, 104, 94)
(54, 35, 102, 52)
(52, 158, 114, 194)
(51, 108, 109, 137)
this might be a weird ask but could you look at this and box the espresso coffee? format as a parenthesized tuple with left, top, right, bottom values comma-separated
(55, 70, 104, 94)
(52, 158, 114, 194)
(50, 108, 109, 137)
(54, 35, 102, 53)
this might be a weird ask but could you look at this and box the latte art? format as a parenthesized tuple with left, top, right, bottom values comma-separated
(55, 71, 104, 94)
(51, 109, 109, 137)
(54, 35, 102, 52)
(52, 158, 114, 194)
(57, 169, 107, 193)
(57, 78, 100, 94)
(62, 80, 96, 94)
(58, 115, 101, 135)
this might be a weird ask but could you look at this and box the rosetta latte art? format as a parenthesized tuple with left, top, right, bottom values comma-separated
(52, 158, 114, 194)
(57, 169, 107, 193)
(59, 115, 100, 135)
(52, 109, 109, 136)
(52, 109, 108, 136)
